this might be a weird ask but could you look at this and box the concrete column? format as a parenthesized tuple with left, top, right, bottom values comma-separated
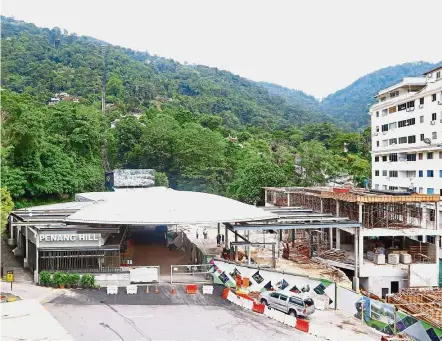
(217, 223, 220, 235)
(24, 227, 29, 268)
(358, 203, 363, 226)
(336, 200, 340, 217)
(7, 215, 16, 246)
(353, 228, 359, 292)
(272, 243, 276, 268)
(320, 199, 324, 213)
(225, 224, 228, 248)
(34, 248, 39, 283)
(264, 190, 268, 206)
(247, 231, 251, 266)
(234, 232, 238, 261)
(287, 193, 290, 207)
(336, 228, 341, 249)
(329, 228, 333, 249)
(435, 236, 440, 263)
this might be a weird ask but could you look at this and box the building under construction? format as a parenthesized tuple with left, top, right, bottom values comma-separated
(263, 187, 441, 298)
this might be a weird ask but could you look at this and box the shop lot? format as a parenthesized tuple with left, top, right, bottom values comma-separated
(43, 285, 381, 341)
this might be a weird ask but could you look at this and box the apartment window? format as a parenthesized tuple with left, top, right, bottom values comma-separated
(382, 170, 388, 176)
(398, 103, 406, 111)
(420, 116, 424, 123)
(419, 170, 423, 177)
(376, 141, 380, 147)
(389, 122, 397, 130)
(432, 94, 437, 102)
(427, 188, 435, 195)
(418, 153, 423, 160)
(381, 97, 386, 102)
(390, 91, 399, 98)
(427, 170, 434, 177)
(419, 97, 424, 105)
(375, 111, 379, 117)
(398, 136, 407, 144)
(420, 134, 425, 141)
(382, 140, 388, 147)
(406, 100, 415, 108)
(432, 132, 437, 139)
(382, 185, 387, 190)
(389, 106, 397, 114)
(389, 186, 398, 190)
(406, 154, 416, 161)
(375, 170, 380, 176)
(382, 109, 388, 116)
(405, 171, 416, 177)
(376, 126, 380, 132)
(398, 118, 415, 128)
(382, 155, 387, 162)
(437, 71, 441, 79)
(389, 153, 398, 162)
(427, 152, 434, 159)
(382, 124, 389, 132)
(432, 113, 437, 121)
(440, 170, 442, 177)
(374, 156, 379, 162)
(389, 138, 397, 145)
(407, 135, 416, 144)
(375, 184, 379, 190)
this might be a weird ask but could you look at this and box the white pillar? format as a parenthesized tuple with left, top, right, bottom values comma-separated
(264, 190, 268, 207)
(353, 228, 359, 292)
(435, 236, 440, 262)
(247, 231, 251, 266)
(24, 227, 29, 268)
(336, 200, 340, 217)
(336, 228, 341, 249)
(329, 228, 333, 249)
(225, 224, 228, 248)
(234, 232, 238, 261)
(7, 215, 16, 246)
(287, 193, 291, 207)
(320, 199, 324, 213)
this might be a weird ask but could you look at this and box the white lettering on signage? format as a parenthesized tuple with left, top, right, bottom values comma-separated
(39, 234, 99, 242)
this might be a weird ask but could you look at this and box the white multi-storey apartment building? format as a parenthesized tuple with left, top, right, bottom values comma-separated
(370, 65, 442, 248)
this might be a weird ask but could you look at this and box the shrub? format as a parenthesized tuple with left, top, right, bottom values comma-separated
(53, 272, 68, 286)
(69, 273, 80, 287)
(80, 274, 95, 288)
(39, 271, 51, 285)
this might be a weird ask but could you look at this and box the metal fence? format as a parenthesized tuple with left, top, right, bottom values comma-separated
(170, 264, 214, 284)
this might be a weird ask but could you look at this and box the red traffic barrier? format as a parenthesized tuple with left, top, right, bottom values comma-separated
(186, 284, 198, 294)
(252, 302, 265, 314)
(295, 319, 309, 333)
(221, 288, 230, 299)
(235, 291, 254, 301)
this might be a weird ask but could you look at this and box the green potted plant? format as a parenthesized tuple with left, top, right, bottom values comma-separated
(53, 272, 61, 288)
(53, 272, 67, 289)
(64, 273, 71, 289)
(70, 273, 80, 289)
(80, 274, 95, 289)
(39, 271, 51, 287)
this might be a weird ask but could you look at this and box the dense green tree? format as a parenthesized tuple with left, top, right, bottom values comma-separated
(1, 187, 14, 233)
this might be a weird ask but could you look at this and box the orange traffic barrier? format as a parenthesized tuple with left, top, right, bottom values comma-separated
(155, 286, 159, 294)
(252, 302, 265, 314)
(295, 319, 309, 333)
(243, 278, 250, 287)
(171, 286, 176, 295)
(235, 292, 253, 301)
(221, 288, 230, 299)
(186, 284, 198, 294)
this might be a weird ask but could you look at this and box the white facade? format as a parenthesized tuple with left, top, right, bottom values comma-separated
(369, 66, 442, 248)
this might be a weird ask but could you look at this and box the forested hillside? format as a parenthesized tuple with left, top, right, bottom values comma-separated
(1, 17, 371, 213)
(320, 62, 441, 129)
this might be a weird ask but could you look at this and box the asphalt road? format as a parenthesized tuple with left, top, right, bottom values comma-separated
(45, 285, 323, 341)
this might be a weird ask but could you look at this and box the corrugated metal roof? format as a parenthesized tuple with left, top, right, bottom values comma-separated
(66, 187, 277, 225)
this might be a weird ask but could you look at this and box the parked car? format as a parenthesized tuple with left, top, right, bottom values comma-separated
(258, 290, 315, 317)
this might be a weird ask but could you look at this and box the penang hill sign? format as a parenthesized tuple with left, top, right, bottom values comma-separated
(39, 234, 100, 243)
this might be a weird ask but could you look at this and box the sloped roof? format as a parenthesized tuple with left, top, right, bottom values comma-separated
(66, 187, 276, 225)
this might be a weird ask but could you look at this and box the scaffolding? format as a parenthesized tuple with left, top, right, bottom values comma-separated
(265, 187, 439, 230)
(387, 289, 442, 328)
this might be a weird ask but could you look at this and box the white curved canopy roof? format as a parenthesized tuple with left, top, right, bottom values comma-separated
(65, 187, 276, 225)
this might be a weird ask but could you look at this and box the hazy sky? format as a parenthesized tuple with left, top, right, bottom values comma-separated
(2, 0, 441, 98)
